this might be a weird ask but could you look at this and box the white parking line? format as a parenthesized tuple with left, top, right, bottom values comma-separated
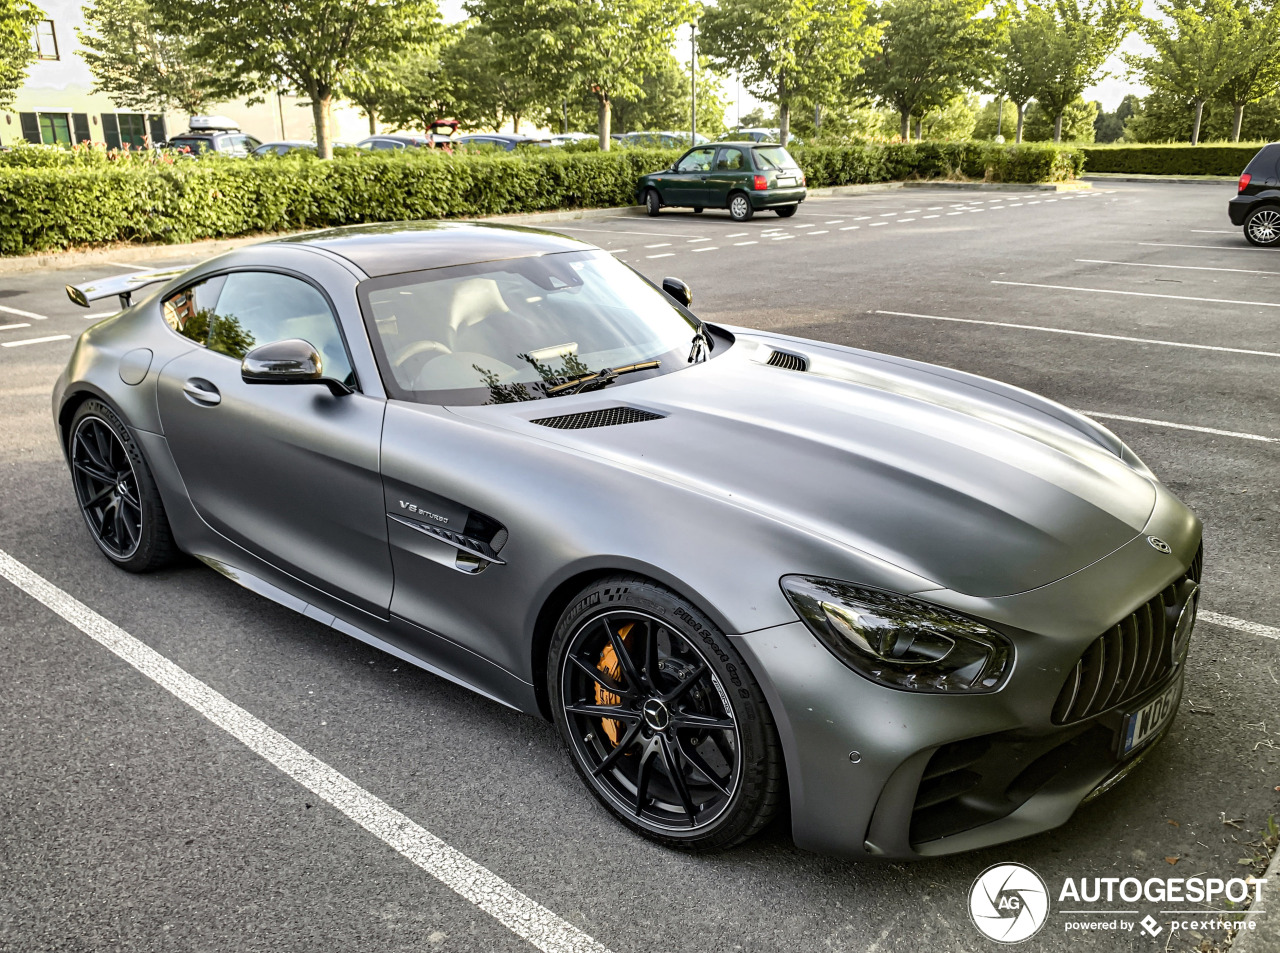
(872, 310, 1280, 359)
(0, 304, 47, 320)
(727, 232, 749, 238)
(870, 222, 887, 227)
(839, 226, 859, 231)
(854, 216, 871, 220)
(733, 241, 758, 246)
(794, 224, 815, 228)
(1190, 230, 1236, 234)
(946, 212, 964, 216)
(1077, 259, 1280, 277)
(771, 235, 795, 240)
(922, 215, 940, 219)
(104, 261, 157, 271)
(904, 210, 922, 214)
(692, 246, 718, 252)
(552, 225, 703, 239)
(1201, 612, 1280, 642)
(1008, 203, 1024, 207)
(644, 243, 670, 248)
(646, 253, 674, 259)
(1083, 412, 1275, 443)
(897, 219, 916, 223)
(880, 213, 897, 217)
(611, 249, 627, 254)
(1, 334, 71, 348)
(1138, 242, 1263, 253)
(807, 230, 829, 235)
(825, 220, 844, 224)
(992, 280, 1280, 309)
(0, 549, 612, 953)
(0, 322, 32, 332)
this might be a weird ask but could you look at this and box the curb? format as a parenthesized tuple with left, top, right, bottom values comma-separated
(1229, 845, 1279, 953)
(1082, 174, 1238, 184)
(901, 180, 1090, 192)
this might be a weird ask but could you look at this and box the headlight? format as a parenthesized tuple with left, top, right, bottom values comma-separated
(780, 576, 1012, 693)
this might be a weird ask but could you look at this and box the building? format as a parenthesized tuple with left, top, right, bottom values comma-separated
(1, 0, 372, 148)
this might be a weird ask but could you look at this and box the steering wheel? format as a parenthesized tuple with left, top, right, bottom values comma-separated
(392, 340, 452, 383)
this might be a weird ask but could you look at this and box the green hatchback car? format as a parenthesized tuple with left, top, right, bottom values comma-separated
(636, 141, 807, 221)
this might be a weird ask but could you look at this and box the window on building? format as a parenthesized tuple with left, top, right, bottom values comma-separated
(31, 20, 59, 60)
(38, 113, 72, 146)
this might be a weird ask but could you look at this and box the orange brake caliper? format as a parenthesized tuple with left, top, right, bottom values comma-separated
(595, 622, 634, 746)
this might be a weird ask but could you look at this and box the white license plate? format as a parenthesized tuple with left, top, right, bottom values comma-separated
(1121, 681, 1181, 755)
(776, 176, 797, 187)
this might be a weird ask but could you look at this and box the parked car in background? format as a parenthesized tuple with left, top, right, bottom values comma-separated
(549, 132, 597, 146)
(715, 128, 804, 146)
(355, 134, 433, 151)
(617, 131, 710, 149)
(251, 141, 317, 157)
(166, 116, 262, 157)
(1229, 143, 1280, 246)
(455, 134, 552, 151)
(637, 141, 807, 221)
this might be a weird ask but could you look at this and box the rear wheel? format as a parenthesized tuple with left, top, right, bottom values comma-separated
(728, 192, 754, 222)
(645, 189, 662, 217)
(774, 204, 799, 218)
(68, 400, 177, 572)
(549, 575, 782, 851)
(693, 207, 704, 213)
(1244, 206, 1280, 246)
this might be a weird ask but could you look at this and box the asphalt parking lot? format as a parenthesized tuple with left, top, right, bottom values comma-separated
(1, 181, 1277, 953)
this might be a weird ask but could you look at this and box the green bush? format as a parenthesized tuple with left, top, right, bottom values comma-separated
(1078, 143, 1262, 176)
(0, 141, 1082, 256)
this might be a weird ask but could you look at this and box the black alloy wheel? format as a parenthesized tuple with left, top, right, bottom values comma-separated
(645, 189, 662, 217)
(68, 400, 177, 572)
(1244, 206, 1280, 247)
(551, 576, 782, 850)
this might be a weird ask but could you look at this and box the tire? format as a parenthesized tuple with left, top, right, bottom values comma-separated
(645, 189, 662, 217)
(68, 399, 178, 572)
(774, 204, 799, 218)
(693, 207, 704, 213)
(1244, 206, 1280, 246)
(549, 574, 783, 851)
(728, 192, 754, 222)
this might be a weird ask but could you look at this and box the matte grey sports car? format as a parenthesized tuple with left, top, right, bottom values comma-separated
(54, 222, 1203, 858)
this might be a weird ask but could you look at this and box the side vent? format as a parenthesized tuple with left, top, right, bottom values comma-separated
(766, 349, 809, 372)
(532, 406, 665, 430)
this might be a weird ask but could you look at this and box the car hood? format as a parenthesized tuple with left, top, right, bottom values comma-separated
(450, 335, 1157, 598)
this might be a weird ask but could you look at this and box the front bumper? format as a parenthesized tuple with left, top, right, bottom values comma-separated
(732, 481, 1201, 859)
(752, 186, 807, 209)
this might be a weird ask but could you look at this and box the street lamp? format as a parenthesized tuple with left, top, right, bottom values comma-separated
(690, 18, 698, 144)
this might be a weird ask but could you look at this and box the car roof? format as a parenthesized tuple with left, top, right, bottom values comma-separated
(271, 221, 593, 278)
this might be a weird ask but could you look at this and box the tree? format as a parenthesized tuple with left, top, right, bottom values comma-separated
(919, 93, 980, 139)
(859, 0, 999, 141)
(1127, 0, 1241, 144)
(338, 64, 405, 136)
(973, 97, 1018, 139)
(1023, 95, 1097, 139)
(78, 0, 240, 116)
(439, 23, 549, 133)
(995, 2, 1049, 142)
(1, 0, 43, 109)
(699, 0, 879, 146)
(378, 41, 460, 133)
(151, 0, 440, 158)
(467, 0, 687, 149)
(1215, 1, 1280, 141)
(547, 57, 726, 135)
(1026, 0, 1138, 143)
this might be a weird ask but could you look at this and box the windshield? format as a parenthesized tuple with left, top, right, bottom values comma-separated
(359, 250, 705, 406)
(753, 146, 797, 170)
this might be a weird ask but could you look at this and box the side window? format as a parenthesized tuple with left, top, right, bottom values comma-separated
(162, 276, 226, 345)
(716, 147, 746, 171)
(204, 272, 355, 385)
(676, 147, 715, 173)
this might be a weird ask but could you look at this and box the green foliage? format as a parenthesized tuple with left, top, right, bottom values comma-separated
(77, 0, 239, 115)
(0, 0, 42, 109)
(699, 0, 879, 145)
(859, 0, 999, 140)
(1092, 94, 1137, 141)
(919, 95, 981, 140)
(1023, 97, 1097, 141)
(1079, 142, 1261, 174)
(549, 54, 726, 136)
(1126, 87, 1280, 142)
(0, 143, 1082, 256)
(443, 21, 547, 133)
(150, 0, 440, 157)
(973, 98, 1019, 139)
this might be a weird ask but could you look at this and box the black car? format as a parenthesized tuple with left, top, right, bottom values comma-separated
(166, 129, 263, 157)
(455, 134, 550, 151)
(355, 134, 432, 151)
(1228, 142, 1280, 245)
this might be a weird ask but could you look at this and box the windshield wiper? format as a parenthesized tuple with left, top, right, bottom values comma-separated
(545, 360, 661, 397)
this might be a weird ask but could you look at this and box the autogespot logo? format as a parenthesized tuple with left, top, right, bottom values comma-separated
(970, 863, 1051, 943)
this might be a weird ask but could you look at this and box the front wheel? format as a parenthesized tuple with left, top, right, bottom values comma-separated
(1244, 206, 1280, 246)
(68, 399, 177, 572)
(549, 575, 783, 851)
(728, 193, 754, 222)
(774, 204, 799, 218)
(645, 189, 662, 217)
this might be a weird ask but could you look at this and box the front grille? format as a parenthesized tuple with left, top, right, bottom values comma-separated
(765, 349, 809, 372)
(1051, 547, 1202, 725)
(531, 407, 665, 430)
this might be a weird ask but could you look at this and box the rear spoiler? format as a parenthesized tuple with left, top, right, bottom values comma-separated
(66, 268, 186, 310)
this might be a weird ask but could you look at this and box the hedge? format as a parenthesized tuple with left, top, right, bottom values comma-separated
(0, 142, 1082, 256)
(1078, 143, 1263, 176)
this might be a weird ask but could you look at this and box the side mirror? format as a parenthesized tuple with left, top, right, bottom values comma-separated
(661, 277, 692, 308)
(241, 339, 351, 395)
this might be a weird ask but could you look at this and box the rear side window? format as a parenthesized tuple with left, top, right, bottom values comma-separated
(716, 147, 748, 171)
(162, 276, 225, 345)
(753, 146, 797, 170)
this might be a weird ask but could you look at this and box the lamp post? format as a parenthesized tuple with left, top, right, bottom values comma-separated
(690, 19, 698, 144)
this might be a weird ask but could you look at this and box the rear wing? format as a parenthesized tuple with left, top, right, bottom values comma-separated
(66, 268, 186, 310)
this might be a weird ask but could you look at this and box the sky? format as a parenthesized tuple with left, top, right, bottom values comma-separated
(436, 0, 1149, 123)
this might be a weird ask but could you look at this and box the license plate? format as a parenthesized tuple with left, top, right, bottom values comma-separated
(777, 176, 797, 187)
(1121, 681, 1181, 755)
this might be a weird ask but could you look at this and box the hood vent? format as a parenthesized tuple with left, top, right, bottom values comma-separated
(766, 349, 809, 372)
(532, 406, 665, 430)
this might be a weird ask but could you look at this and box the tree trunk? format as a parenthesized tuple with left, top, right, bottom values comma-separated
(311, 88, 333, 160)
(1053, 111, 1063, 143)
(367, 112, 377, 136)
(779, 100, 790, 146)
(597, 96, 611, 150)
(899, 110, 910, 140)
(512, 113, 520, 134)
(915, 118, 923, 141)
(1191, 99, 1204, 145)
(1015, 103, 1024, 144)
(1232, 103, 1244, 142)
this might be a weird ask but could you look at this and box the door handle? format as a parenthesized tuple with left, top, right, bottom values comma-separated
(182, 378, 221, 405)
